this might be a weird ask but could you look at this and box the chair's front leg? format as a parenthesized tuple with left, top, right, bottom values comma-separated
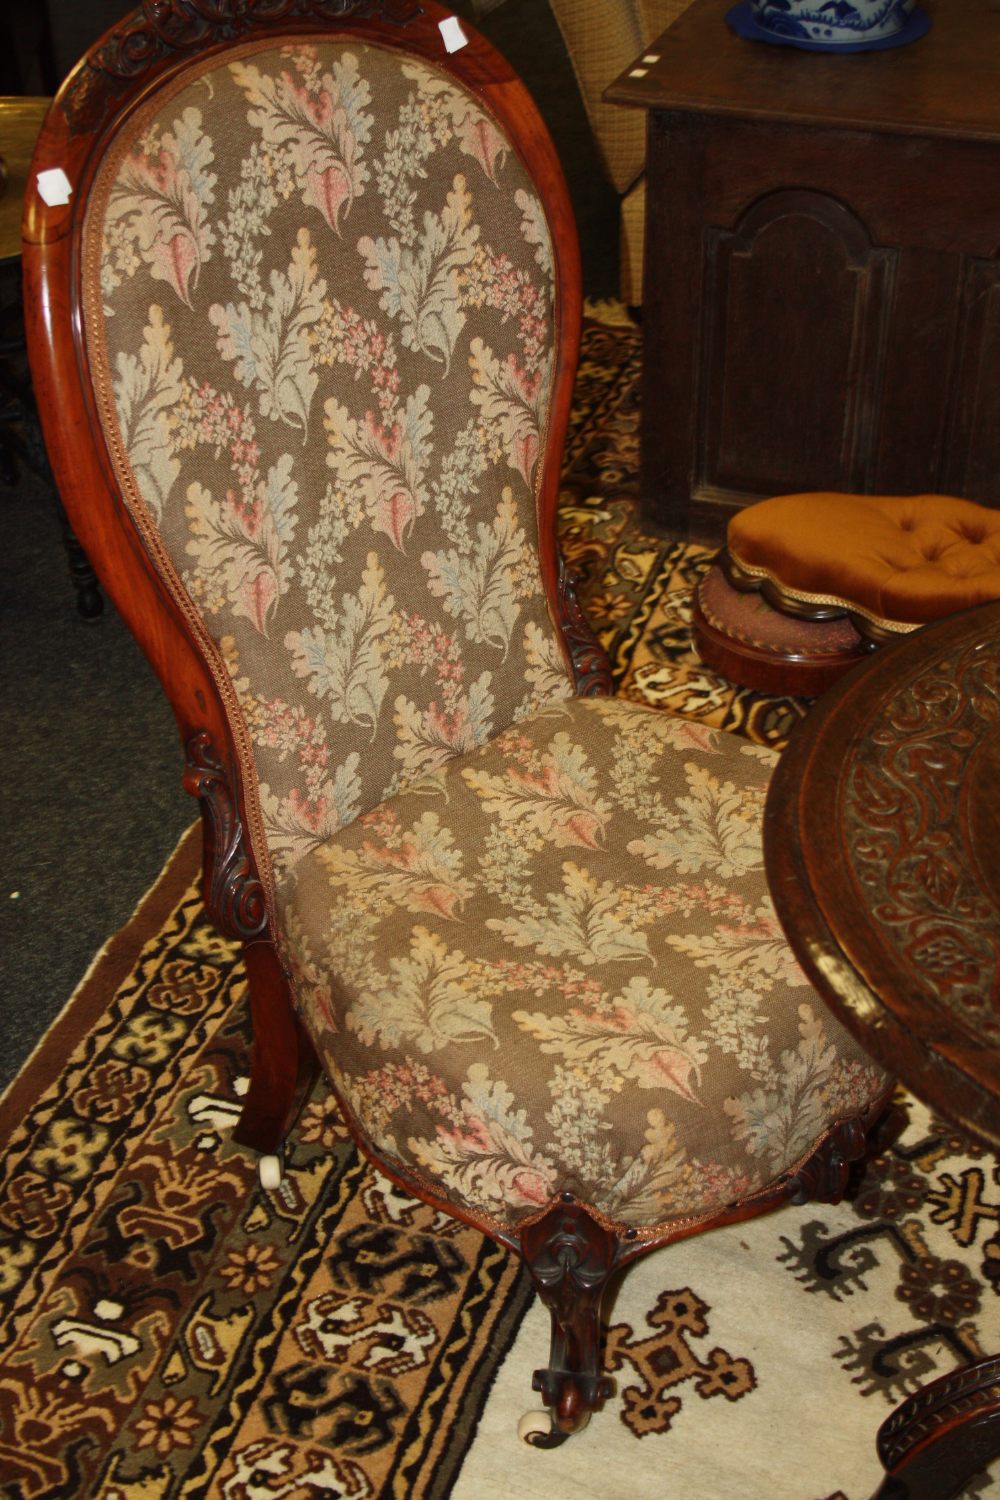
(520, 1196, 619, 1446)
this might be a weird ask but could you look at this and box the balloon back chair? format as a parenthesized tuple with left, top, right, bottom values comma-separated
(24, 0, 897, 1447)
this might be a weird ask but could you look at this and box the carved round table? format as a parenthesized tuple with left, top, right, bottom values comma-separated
(765, 598, 1000, 1500)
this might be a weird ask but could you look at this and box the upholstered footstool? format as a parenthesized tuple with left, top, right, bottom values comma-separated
(692, 492, 1000, 695)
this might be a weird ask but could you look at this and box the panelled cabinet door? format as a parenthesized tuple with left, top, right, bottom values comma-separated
(697, 190, 894, 504)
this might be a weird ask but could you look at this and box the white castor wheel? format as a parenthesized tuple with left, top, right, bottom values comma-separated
(258, 1153, 283, 1190)
(518, 1410, 551, 1445)
(517, 1409, 571, 1448)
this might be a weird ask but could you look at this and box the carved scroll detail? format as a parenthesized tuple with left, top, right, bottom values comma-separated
(786, 1101, 905, 1207)
(557, 556, 614, 698)
(521, 1198, 618, 1444)
(843, 642, 1000, 1041)
(877, 1356, 1000, 1471)
(183, 730, 268, 941)
(63, 0, 425, 133)
(786, 1115, 871, 1205)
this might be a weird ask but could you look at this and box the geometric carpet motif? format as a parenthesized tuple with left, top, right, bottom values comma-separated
(0, 834, 530, 1499)
(1, 316, 996, 1497)
(559, 312, 810, 750)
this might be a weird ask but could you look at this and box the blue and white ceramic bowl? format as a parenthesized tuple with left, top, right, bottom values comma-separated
(726, 0, 931, 51)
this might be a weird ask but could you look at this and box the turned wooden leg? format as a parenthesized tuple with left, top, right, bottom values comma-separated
(232, 938, 320, 1157)
(870, 1356, 1000, 1500)
(57, 508, 104, 620)
(520, 1196, 620, 1447)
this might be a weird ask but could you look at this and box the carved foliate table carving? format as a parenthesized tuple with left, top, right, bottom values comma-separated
(765, 599, 1000, 1498)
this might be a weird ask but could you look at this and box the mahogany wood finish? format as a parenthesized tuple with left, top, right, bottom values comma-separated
(690, 588, 873, 696)
(872, 1356, 1000, 1500)
(719, 550, 907, 645)
(22, 0, 589, 932)
(557, 557, 616, 697)
(690, 547, 881, 694)
(513, 1101, 898, 1442)
(607, 0, 1000, 540)
(765, 600, 1000, 1494)
(234, 940, 321, 1157)
(521, 1199, 617, 1445)
(22, 0, 907, 1440)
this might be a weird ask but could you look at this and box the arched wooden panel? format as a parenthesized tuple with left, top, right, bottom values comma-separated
(696, 190, 895, 505)
(943, 253, 1000, 504)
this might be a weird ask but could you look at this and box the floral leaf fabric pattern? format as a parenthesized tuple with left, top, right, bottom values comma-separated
(406, 1064, 556, 1215)
(516, 188, 554, 278)
(86, 41, 889, 1240)
(469, 336, 544, 488)
(286, 552, 393, 732)
(403, 65, 511, 184)
(323, 387, 432, 551)
(391, 669, 495, 785)
(285, 697, 888, 1229)
(421, 491, 532, 651)
(229, 51, 373, 234)
(315, 807, 474, 921)
(183, 453, 298, 634)
(210, 227, 325, 436)
(627, 761, 770, 878)
(359, 176, 479, 371)
(250, 714, 364, 870)
(93, 40, 570, 884)
(346, 928, 497, 1054)
(461, 728, 611, 850)
(723, 1005, 869, 1171)
(112, 307, 183, 522)
(523, 620, 569, 699)
(104, 107, 217, 306)
(514, 976, 707, 1103)
(485, 861, 655, 967)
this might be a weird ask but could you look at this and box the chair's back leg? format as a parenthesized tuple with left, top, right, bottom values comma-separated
(233, 938, 320, 1158)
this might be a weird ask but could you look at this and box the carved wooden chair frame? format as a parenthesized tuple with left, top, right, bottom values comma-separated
(24, 0, 899, 1446)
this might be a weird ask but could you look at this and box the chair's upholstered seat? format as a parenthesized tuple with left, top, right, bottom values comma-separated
(729, 492, 1000, 633)
(279, 696, 888, 1233)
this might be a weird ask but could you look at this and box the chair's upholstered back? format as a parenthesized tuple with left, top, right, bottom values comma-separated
(81, 37, 574, 887)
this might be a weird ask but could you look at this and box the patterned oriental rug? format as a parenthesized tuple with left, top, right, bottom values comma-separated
(1, 315, 998, 1500)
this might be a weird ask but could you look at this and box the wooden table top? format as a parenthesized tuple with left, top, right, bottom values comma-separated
(765, 600, 1000, 1151)
(0, 98, 50, 265)
(606, 0, 1000, 144)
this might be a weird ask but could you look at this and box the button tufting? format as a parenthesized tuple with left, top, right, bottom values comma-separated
(729, 491, 1000, 630)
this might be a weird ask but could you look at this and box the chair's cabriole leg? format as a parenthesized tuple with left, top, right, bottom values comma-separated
(519, 1194, 620, 1447)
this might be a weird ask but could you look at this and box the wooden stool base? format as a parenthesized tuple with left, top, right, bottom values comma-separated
(692, 566, 873, 696)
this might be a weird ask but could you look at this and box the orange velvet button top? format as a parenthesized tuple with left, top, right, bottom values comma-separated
(727, 493, 1000, 633)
